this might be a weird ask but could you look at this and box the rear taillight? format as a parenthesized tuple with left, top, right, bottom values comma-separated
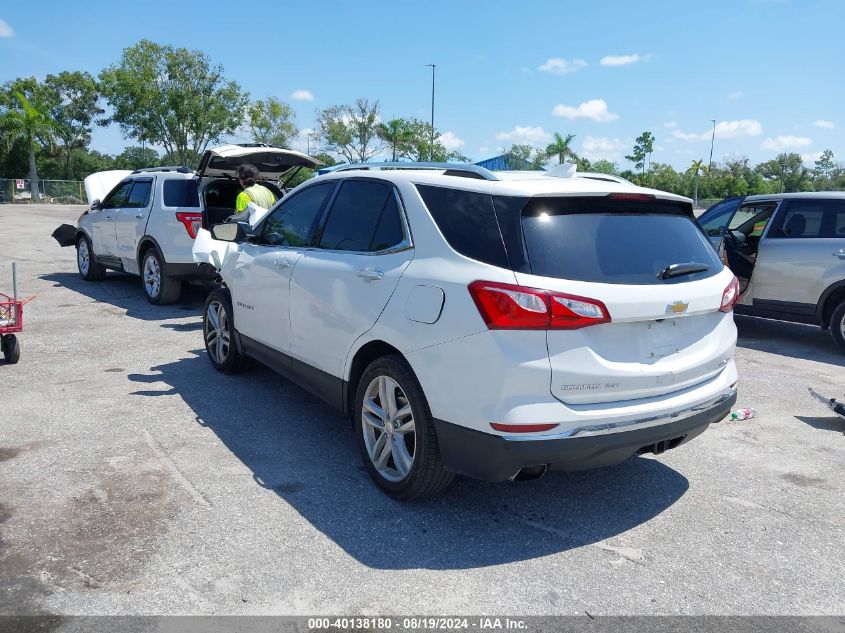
(468, 281, 611, 330)
(720, 276, 740, 312)
(606, 193, 656, 202)
(175, 212, 203, 239)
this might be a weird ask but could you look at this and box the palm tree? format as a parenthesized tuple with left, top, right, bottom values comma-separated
(545, 132, 578, 165)
(1, 92, 55, 202)
(689, 159, 708, 206)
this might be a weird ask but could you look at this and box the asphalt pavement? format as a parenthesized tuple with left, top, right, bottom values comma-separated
(0, 204, 842, 617)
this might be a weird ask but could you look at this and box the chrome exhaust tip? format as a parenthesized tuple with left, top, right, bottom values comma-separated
(509, 464, 549, 482)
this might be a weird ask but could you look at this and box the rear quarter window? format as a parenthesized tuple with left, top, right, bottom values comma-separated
(415, 184, 509, 268)
(163, 180, 200, 208)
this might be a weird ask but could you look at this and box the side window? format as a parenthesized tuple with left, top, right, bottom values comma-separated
(416, 184, 509, 269)
(260, 182, 335, 247)
(732, 203, 776, 238)
(162, 180, 200, 208)
(370, 195, 406, 251)
(102, 181, 133, 209)
(770, 200, 845, 238)
(126, 180, 152, 208)
(318, 180, 393, 251)
(698, 198, 743, 236)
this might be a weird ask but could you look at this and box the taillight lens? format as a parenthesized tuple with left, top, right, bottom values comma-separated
(720, 276, 740, 312)
(490, 422, 559, 433)
(468, 281, 611, 330)
(175, 212, 203, 239)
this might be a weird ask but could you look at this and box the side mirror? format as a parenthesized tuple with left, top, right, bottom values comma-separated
(211, 221, 254, 243)
(90, 199, 102, 211)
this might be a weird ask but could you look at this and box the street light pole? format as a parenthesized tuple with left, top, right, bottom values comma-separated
(426, 64, 436, 161)
(708, 119, 716, 171)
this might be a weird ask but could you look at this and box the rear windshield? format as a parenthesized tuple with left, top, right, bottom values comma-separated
(163, 180, 200, 208)
(519, 196, 722, 285)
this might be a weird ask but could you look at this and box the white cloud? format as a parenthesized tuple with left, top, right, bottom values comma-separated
(671, 119, 763, 143)
(290, 89, 314, 102)
(761, 135, 812, 151)
(538, 57, 587, 75)
(600, 53, 649, 67)
(801, 151, 823, 164)
(813, 119, 835, 129)
(289, 128, 318, 154)
(663, 122, 678, 129)
(0, 19, 12, 38)
(552, 99, 619, 122)
(580, 136, 627, 160)
(495, 125, 552, 146)
(438, 131, 465, 151)
(728, 91, 743, 101)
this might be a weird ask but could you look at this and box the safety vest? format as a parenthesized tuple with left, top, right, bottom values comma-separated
(236, 184, 276, 211)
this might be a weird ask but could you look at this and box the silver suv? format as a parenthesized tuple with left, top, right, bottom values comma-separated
(698, 192, 845, 350)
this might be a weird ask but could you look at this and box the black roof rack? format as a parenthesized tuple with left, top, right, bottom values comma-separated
(131, 166, 194, 174)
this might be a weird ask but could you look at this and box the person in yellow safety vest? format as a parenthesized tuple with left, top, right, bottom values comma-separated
(231, 164, 276, 221)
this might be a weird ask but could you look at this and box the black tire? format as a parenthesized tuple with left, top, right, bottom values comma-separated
(76, 235, 106, 281)
(203, 288, 253, 373)
(2, 334, 20, 364)
(354, 355, 454, 500)
(141, 247, 182, 305)
(831, 301, 845, 352)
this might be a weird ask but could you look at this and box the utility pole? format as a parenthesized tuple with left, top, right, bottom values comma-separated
(708, 119, 716, 171)
(426, 64, 436, 161)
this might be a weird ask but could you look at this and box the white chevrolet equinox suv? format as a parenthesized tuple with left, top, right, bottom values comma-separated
(68, 144, 319, 304)
(193, 163, 739, 499)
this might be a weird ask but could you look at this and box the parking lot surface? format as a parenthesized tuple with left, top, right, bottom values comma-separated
(1, 204, 843, 616)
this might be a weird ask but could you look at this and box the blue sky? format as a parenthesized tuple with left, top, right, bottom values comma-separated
(1, 0, 843, 169)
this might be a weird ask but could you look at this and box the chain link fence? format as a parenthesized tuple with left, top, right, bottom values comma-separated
(0, 178, 86, 205)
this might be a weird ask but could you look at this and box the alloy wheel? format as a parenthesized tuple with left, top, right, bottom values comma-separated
(78, 240, 90, 275)
(205, 300, 230, 365)
(361, 375, 416, 482)
(143, 255, 161, 298)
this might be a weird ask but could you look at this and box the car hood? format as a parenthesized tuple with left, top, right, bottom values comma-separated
(197, 144, 322, 180)
(83, 170, 133, 205)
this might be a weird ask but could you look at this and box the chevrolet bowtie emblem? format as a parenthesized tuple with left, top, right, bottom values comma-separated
(665, 301, 689, 315)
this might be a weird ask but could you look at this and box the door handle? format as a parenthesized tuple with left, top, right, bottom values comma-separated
(357, 267, 384, 280)
(274, 258, 291, 268)
(834, 249, 845, 258)
(135, 213, 144, 219)
(105, 215, 114, 220)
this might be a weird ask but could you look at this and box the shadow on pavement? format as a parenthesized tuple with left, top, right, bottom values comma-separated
(40, 272, 207, 322)
(128, 350, 690, 570)
(795, 415, 845, 433)
(735, 315, 844, 367)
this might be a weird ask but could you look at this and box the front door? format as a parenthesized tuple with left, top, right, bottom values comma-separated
(93, 180, 132, 257)
(289, 178, 413, 379)
(114, 178, 154, 275)
(754, 198, 845, 308)
(231, 181, 337, 353)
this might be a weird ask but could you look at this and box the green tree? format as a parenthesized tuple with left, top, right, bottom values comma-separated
(688, 159, 707, 205)
(756, 153, 811, 193)
(0, 92, 56, 201)
(246, 97, 297, 147)
(316, 98, 382, 163)
(590, 159, 617, 175)
(375, 118, 414, 161)
(545, 132, 577, 165)
(503, 144, 547, 170)
(813, 149, 836, 189)
(113, 146, 160, 170)
(626, 131, 655, 175)
(42, 71, 104, 179)
(99, 39, 247, 166)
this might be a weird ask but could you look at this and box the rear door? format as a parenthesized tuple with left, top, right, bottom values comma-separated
(754, 198, 845, 308)
(93, 180, 133, 256)
(510, 194, 733, 406)
(288, 178, 413, 378)
(114, 178, 154, 274)
(698, 197, 744, 247)
(230, 181, 337, 353)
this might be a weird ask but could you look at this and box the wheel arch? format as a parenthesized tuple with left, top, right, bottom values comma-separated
(137, 235, 165, 266)
(344, 339, 407, 418)
(817, 280, 845, 326)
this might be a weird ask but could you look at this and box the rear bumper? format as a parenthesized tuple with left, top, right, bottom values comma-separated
(433, 389, 736, 482)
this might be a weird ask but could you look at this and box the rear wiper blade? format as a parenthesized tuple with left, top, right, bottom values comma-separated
(659, 262, 710, 279)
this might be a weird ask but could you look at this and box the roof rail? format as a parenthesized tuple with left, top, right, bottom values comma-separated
(575, 172, 636, 186)
(131, 166, 194, 174)
(330, 162, 500, 181)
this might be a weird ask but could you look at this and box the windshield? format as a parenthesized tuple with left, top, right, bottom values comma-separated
(519, 196, 722, 285)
